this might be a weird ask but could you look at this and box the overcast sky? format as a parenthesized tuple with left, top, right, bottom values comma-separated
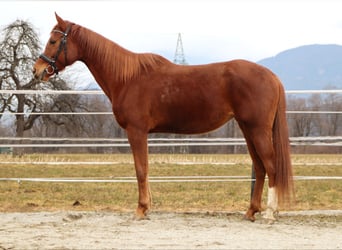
(2, 0, 342, 64)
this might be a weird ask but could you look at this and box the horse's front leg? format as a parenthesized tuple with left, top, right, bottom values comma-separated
(126, 129, 151, 219)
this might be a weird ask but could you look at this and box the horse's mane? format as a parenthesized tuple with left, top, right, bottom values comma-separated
(72, 24, 168, 82)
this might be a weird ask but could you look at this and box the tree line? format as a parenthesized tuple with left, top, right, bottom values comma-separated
(0, 20, 341, 154)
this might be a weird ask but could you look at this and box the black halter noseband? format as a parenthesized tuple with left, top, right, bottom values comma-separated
(39, 25, 72, 75)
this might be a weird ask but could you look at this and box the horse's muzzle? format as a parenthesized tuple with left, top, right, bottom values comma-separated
(32, 67, 48, 82)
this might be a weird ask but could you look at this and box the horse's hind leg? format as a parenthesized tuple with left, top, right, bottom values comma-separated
(251, 128, 279, 221)
(252, 132, 279, 222)
(242, 135, 266, 221)
(240, 124, 277, 222)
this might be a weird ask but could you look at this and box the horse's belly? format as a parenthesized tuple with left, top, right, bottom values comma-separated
(152, 109, 234, 134)
(148, 77, 233, 134)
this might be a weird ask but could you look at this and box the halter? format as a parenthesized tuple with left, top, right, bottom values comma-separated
(39, 25, 72, 75)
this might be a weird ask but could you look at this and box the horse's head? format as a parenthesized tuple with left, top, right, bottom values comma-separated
(33, 13, 79, 81)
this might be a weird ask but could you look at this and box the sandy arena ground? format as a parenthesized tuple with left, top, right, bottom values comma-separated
(0, 210, 341, 249)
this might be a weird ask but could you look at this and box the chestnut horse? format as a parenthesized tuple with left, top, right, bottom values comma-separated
(33, 13, 293, 222)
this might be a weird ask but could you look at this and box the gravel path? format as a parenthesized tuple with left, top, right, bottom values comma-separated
(1, 210, 341, 249)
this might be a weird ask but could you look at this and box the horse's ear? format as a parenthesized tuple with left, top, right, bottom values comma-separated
(55, 12, 67, 30)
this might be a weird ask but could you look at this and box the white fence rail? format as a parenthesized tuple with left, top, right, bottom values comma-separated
(1, 136, 342, 148)
(1, 89, 341, 94)
(1, 175, 341, 184)
(2, 111, 342, 115)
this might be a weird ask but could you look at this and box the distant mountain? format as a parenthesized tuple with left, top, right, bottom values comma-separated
(258, 44, 342, 90)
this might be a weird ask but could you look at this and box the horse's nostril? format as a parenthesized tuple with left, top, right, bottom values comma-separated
(32, 68, 36, 74)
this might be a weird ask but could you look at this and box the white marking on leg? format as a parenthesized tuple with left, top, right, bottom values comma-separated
(264, 187, 278, 221)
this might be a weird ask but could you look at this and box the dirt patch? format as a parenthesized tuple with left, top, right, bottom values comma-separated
(0, 210, 341, 249)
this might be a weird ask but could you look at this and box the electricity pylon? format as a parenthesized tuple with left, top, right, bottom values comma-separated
(173, 33, 188, 65)
(171, 33, 188, 154)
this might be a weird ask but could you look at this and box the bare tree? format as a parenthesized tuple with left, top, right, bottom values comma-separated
(287, 92, 341, 154)
(320, 93, 341, 136)
(287, 96, 314, 137)
(0, 20, 70, 137)
(0, 20, 92, 154)
(303, 92, 341, 137)
(0, 20, 41, 137)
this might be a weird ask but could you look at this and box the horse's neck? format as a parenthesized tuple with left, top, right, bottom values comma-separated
(77, 28, 127, 99)
(75, 26, 167, 100)
(82, 58, 117, 99)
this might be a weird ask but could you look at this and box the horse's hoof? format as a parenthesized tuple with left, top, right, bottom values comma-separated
(134, 209, 150, 220)
(263, 208, 278, 223)
(133, 214, 150, 221)
(265, 218, 275, 225)
(244, 209, 258, 222)
(243, 214, 256, 222)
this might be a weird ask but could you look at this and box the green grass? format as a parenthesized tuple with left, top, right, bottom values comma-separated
(0, 154, 341, 213)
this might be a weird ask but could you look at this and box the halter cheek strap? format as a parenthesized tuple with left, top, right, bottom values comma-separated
(39, 25, 72, 75)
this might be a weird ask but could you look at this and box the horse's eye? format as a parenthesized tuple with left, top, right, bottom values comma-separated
(49, 40, 56, 45)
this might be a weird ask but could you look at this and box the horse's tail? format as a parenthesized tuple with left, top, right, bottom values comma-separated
(273, 83, 294, 205)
